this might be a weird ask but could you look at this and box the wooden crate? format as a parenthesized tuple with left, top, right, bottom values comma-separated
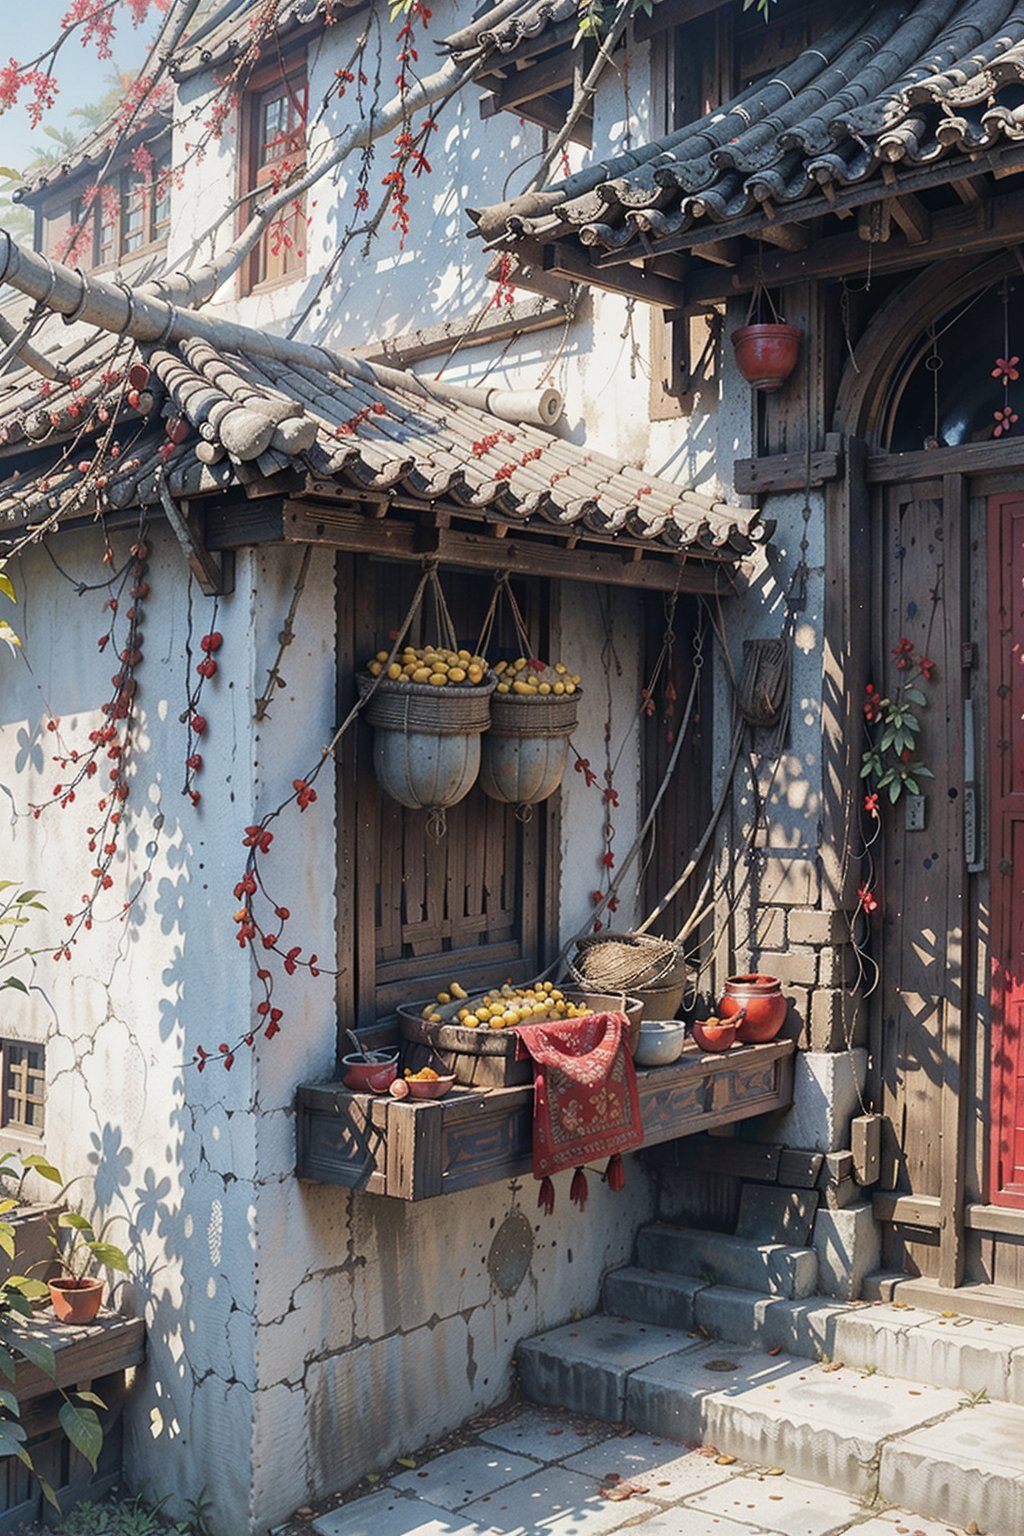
(297, 1038, 795, 1201)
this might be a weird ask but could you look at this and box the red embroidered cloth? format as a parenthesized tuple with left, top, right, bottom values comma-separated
(514, 1012, 643, 1179)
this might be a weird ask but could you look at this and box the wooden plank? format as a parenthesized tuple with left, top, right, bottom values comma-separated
(734, 446, 843, 495)
(939, 472, 968, 1289)
(283, 502, 732, 595)
(889, 195, 931, 246)
(965, 1204, 1024, 1237)
(13, 1316, 145, 1405)
(479, 49, 576, 113)
(541, 241, 684, 311)
(873, 1192, 942, 1227)
(633, 0, 732, 39)
(666, 1133, 782, 1181)
(868, 437, 1024, 484)
(515, 94, 593, 147)
(386, 1099, 444, 1200)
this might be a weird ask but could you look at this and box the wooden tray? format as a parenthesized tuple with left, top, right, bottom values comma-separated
(398, 991, 643, 1087)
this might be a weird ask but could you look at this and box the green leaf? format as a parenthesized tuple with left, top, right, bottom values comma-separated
(880, 726, 896, 751)
(903, 687, 926, 705)
(0, 979, 27, 994)
(0, 1230, 15, 1261)
(12, 892, 42, 905)
(0, 1199, 17, 1216)
(59, 1398, 102, 1471)
(5, 1329, 56, 1378)
(21, 1155, 61, 1184)
(0, 1418, 27, 1457)
(7, 1277, 51, 1302)
(0, 622, 21, 655)
(889, 778, 902, 804)
(0, 1388, 18, 1416)
(905, 778, 919, 795)
(37, 1474, 59, 1511)
(73, 1389, 107, 1409)
(0, 1344, 16, 1383)
(58, 1212, 93, 1233)
(89, 1241, 128, 1273)
(0, 573, 14, 604)
(916, 766, 935, 779)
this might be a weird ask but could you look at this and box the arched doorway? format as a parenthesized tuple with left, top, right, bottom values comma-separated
(831, 257, 1024, 1290)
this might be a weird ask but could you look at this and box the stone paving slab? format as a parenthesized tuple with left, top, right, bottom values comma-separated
(312, 1490, 505, 1536)
(686, 1469, 863, 1536)
(518, 1315, 699, 1424)
(460, 1464, 657, 1535)
(562, 1432, 737, 1501)
(879, 1400, 1024, 1534)
(478, 1408, 609, 1463)
(390, 1447, 541, 1511)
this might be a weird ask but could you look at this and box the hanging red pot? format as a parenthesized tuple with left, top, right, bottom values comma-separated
(731, 323, 802, 392)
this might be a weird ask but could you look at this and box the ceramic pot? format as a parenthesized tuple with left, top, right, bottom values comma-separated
(718, 973, 787, 1043)
(49, 1276, 103, 1324)
(731, 324, 801, 392)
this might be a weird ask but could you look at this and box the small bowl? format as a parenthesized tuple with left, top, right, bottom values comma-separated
(633, 1020, 686, 1068)
(405, 1073, 456, 1100)
(342, 1051, 399, 1093)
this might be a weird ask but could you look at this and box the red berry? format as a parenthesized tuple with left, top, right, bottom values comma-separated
(200, 631, 224, 654)
(191, 715, 206, 734)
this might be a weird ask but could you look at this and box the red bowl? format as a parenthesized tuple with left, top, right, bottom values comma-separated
(342, 1052, 399, 1093)
(406, 1074, 456, 1100)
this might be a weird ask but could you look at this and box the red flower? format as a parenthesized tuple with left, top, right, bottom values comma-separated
(858, 883, 879, 914)
(994, 405, 1019, 438)
(891, 637, 915, 671)
(863, 792, 879, 816)
(863, 683, 882, 723)
(919, 655, 936, 681)
(993, 355, 1020, 383)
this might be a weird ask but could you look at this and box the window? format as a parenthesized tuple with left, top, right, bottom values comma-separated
(41, 150, 173, 270)
(1, 1042, 45, 1135)
(338, 562, 557, 1027)
(241, 61, 308, 292)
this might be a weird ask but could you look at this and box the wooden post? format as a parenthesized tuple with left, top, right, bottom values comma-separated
(939, 472, 969, 1289)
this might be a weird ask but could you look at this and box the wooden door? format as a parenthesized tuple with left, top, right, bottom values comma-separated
(989, 493, 1024, 1209)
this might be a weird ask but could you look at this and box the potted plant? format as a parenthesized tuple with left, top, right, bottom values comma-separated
(47, 1210, 129, 1324)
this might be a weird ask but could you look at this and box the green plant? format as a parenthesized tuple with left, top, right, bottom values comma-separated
(0, 878, 46, 993)
(51, 1210, 130, 1287)
(743, 0, 777, 18)
(0, 557, 20, 657)
(62, 1486, 214, 1536)
(860, 640, 935, 806)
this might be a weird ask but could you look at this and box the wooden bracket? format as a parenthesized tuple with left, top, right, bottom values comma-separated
(159, 481, 235, 596)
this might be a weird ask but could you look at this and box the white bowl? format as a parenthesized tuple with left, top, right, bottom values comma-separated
(633, 1020, 686, 1067)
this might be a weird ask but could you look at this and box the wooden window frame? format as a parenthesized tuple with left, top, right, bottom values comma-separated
(238, 52, 308, 296)
(40, 148, 172, 272)
(0, 1040, 45, 1138)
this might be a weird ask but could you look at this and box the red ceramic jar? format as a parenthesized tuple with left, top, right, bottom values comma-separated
(731, 323, 801, 392)
(718, 973, 787, 1043)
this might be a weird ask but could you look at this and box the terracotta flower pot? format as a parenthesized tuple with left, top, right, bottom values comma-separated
(731, 323, 801, 392)
(718, 973, 788, 1043)
(49, 1276, 104, 1324)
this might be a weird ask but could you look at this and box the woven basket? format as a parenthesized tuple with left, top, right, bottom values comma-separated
(489, 690, 579, 739)
(572, 931, 682, 992)
(357, 671, 496, 735)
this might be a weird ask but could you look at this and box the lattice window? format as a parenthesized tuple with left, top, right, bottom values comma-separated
(1, 1042, 45, 1135)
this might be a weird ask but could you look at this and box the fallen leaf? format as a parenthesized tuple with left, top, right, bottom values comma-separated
(630, 1483, 649, 1494)
(767, 1345, 783, 1356)
(705, 1360, 738, 1372)
(715, 1455, 737, 1465)
(396, 1458, 416, 1469)
(966, 1524, 980, 1535)
(600, 1486, 633, 1502)
(822, 1362, 844, 1373)
(764, 1467, 784, 1476)
(599, 1474, 622, 1485)
(546, 1428, 564, 1437)
(296, 1509, 314, 1519)
(366, 1474, 380, 1485)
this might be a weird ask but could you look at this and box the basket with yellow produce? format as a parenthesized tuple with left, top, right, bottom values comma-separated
(397, 980, 643, 1087)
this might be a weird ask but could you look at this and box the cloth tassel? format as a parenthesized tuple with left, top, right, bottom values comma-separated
(537, 1176, 555, 1216)
(606, 1153, 625, 1192)
(570, 1167, 588, 1211)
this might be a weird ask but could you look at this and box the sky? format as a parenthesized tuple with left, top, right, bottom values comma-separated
(0, 9, 154, 175)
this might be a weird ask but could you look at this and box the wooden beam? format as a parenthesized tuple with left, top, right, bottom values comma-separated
(350, 297, 571, 368)
(693, 237, 743, 267)
(873, 1191, 942, 1227)
(684, 185, 1024, 301)
(543, 240, 684, 309)
(280, 499, 732, 594)
(515, 93, 592, 146)
(952, 176, 987, 206)
(633, 0, 732, 42)
(162, 488, 235, 596)
(734, 444, 843, 495)
(478, 48, 576, 115)
(758, 221, 810, 253)
(867, 435, 1024, 484)
(889, 194, 932, 246)
(488, 250, 577, 304)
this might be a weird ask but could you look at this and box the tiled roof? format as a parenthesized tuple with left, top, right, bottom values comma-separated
(441, 0, 579, 61)
(0, 327, 762, 562)
(171, 0, 356, 80)
(470, 0, 1024, 253)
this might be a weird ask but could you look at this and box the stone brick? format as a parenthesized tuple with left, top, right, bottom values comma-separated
(808, 987, 866, 1052)
(753, 854, 820, 908)
(751, 950, 818, 987)
(821, 1175, 861, 1210)
(812, 1203, 881, 1300)
(787, 907, 852, 947)
(819, 1151, 855, 1185)
(816, 944, 862, 988)
(758, 1050, 868, 1154)
(749, 906, 787, 951)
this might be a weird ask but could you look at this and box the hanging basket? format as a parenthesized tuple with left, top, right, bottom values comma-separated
(731, 323, 802, 392)
(357, 671, 496, 813)
(479, 689, 579, 807)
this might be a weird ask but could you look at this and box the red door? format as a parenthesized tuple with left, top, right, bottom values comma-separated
(990, 493, 1024, 1208)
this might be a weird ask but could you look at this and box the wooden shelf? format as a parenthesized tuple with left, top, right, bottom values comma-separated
(13, 1312, 146, 1404)
(296, 1039, 795, 1201)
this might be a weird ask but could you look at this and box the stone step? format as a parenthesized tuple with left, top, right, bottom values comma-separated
(605, 1266, 1024, 1404)
(635, 1222, 818, 1299)
(517, 1312, 1024, 1532)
